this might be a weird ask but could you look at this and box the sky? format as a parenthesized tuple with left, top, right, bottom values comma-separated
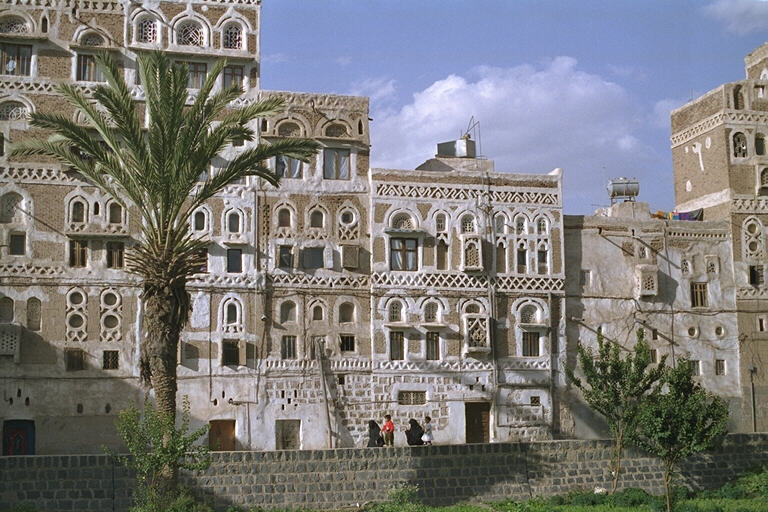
(260, 0, 768, 214)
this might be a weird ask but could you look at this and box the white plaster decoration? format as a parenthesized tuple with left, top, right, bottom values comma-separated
(375, 183, 559, 205)
(221, 296, 243, 334)
(743, 217, 764, 260)
(135, 17, 158, 44)
(0, 15, 30, 34)
(0, 324, 20, 359)
(222, 23, 242, 49)
(270, 273, 369, 290)
(99, 289, 122, 343)
(66, 287, 87, 342)
(372, 271, 564, 292)
(0, 102, 29, 121)
(635, 264, 659, 297)
(463, 314, 490, 352)
(177, 20, 205, 47)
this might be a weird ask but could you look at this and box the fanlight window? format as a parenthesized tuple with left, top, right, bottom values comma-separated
(733, 132, 748, 158)
(177, 21, 204, 46)
(461, 215, 476, 234)
(279, 301, 296, 323)
(108, 203, 122, 224)
(537, 218, 548, 234)
(81, 33, 104, 47)
(0, 192, 23, 223)
(193, 211, 206, 231)
(222, 23, 242, 49)
(515, 216, 526, 234)
(70, 200, 87, 223)
(312, 305, 323, 321)
(392, 213, 414, 230)
(136, 18, 157, 43)
(388, 301, 402, 322)
(277, 121, 301, 137)
(519, 304, 539, 324)
(465, 303, 480, 314)
(339, 302, 354, 323)
(424, 302, 438, 323)
(227, 212, 241, 233)
(325, 123, 347, 137)
(435, 213, 446, 232)
(0, 16, 29, 34)
(0, 102, 29, 121)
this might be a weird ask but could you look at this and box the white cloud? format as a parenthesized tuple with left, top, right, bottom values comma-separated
(335, 56, 352, 67)
(369, 57, 658, 212)
(704, 0, 768, 34)
(349, 77, 397, 106)
(262, 52, 290, 64)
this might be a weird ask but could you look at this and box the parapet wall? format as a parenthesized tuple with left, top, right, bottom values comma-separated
(2, 434, 767, 511)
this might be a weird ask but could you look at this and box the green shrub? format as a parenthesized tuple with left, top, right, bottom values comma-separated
(562, 489, 607, 506)
(735, 466, 768, 498)
(606, 487, 659, 507)
(388, 483, 421, 506)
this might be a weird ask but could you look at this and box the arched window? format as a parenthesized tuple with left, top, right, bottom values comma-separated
(757, 134, 766, 156)
(424, 301, 438, 323)
(0, 192, 23, 223)
(136, 17, 157, 43)
(435, 213, 446, 232)
(177, 20, 204, 46)
(461, 215, 475, 234)
(761, 168, 768, 189)
(392, 213, 414, 230)
(70, 199, 87, 223)
(26, 297, 41, 331)
(280, 301, 296, 323)
(734, 132, 748, 158)
(325, 123, 347, 137)
(464, 303, 480, 314)
(339, 302, 355, 323)
(226, 303, 238, 325)
(277, 121, 301, 137)
(0, 101, 29, 121)
(312, 305, 324, 321)
(0, 297, 13, 323)
(310, 210, 324, 228)
(537, 218, 548, 234)
(108, 203, 122, 224)
(81, 32, 104, 47)
(388, 301, 402, 322)
(515, 216, 526, 235)
(734, 85, 744, 110)
(0, 16, 29, 34)
(464, 241, 480, 268)
(277, 208, 291, 228)
(193, 211, 206, 231)
(520, 304, 538, 324)
(222, 23, 242, 49)
(494, 214, 506, 234)
(227, 211, 241, 233)
(41, 16, 48, 33)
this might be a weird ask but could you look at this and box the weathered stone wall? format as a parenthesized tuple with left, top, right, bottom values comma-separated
(3, 434, 768, 512)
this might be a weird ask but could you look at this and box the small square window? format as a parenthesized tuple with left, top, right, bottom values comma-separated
(389, 331, 404, 361)
(426, 332, 440, 360)
(9, 233, 24, 255)
(529, 396, 541, 406)
(65, 348, 85, 371)
(397, 390, 426, 405)
(227, 248, 242, 273)
(338, 374, 346, 385)
(690, 283, 708, 308)
(522, 331, 539, 357)
(222, 340, 240, 366)
(758, 316, 767, 332)
(103, 350, 119, 370)
(715, 359, 726, 376)
(278, 245, 294, 269)
(281, 335, 297, 360)
(106, 242, 124, 268)
(652, 329, 659, 340)
(340, 335, 355, 352)
(303, 247, 324, 269)
(689, 360, 701, 376)
(69, 239, 87, 267)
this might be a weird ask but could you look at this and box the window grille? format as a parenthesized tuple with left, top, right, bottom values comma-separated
(0, 43, 32, 76)
(136, 18, 157, 43)
(389, 331, 404, 360)
(389, 302, 402, 322)
(690, 282, 708, 308)
(281, 336, 297, 360)
(65, 348, 85, 371)
(340, 335, 355, 352)
(522, 331, 539, 357)
(177, 21, 204, 46)
(0, 16, 29, 34)
(733, 132, 748, 158)
(222, 24, 242, 49)
(520, 305, 538, 324)
(397, 391, 426, 405)
(392, 213, 413, 230)
(424, 302, 438, 323)
(81, 33, 104, 46)
(103, 350, 119, 370)
(461, 215, 475, 233)
(435, 214, 446, 232)
(0, 101, 28, 120)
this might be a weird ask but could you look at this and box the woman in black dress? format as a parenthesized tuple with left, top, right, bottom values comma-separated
(405, 418, 424, 446)
(367, 420, 384, 447)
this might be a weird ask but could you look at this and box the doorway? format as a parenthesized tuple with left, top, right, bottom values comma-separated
(3, 420, 35, 455)
(208, 420, 236, 451)
(275, 419, 301, 450)
(465, 402, 490, 444)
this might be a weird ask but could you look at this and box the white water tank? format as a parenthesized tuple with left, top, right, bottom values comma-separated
(607, 177, 640, 200)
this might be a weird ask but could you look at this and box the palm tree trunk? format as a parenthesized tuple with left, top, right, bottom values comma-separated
(141, 283, 186, 491)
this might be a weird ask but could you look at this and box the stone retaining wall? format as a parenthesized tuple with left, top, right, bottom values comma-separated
(2, 434, 767, 511)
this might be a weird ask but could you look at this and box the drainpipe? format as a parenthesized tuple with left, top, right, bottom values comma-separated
(316, 337, 334, 448)
(749, 365, 758, 433)
(547, 291, 556, 436)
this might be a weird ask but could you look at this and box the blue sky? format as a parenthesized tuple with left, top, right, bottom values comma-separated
(260, 0, 768, 214)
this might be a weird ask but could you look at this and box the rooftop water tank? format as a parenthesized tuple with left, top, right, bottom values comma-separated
(607, 177, 639, 202)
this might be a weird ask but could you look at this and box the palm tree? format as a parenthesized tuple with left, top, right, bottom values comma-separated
(11, 52, 319, 421)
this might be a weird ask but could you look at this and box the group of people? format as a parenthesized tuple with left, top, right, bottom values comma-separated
(367, 415, 433, 447)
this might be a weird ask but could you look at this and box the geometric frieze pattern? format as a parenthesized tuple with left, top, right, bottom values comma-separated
(737, 287, 768, 300)
(99, 289, 122, 343)
(269, 273, 369, 290)
(189, 273, 261, 289)
(1, 166, 80, 184)
(260, 358, 544, 374)
(372, 271, 564, 292)
(375, 183, 558, 205)
(732, 197, 768, 213)
(66, 222, 128, 236)
(0, 264, 67, 278)
(671, 110, 768, 148)
(666, 229, 728, 241)
(258, 90, 369, 113)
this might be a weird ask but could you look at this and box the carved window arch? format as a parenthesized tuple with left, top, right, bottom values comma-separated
(222, 23, 243, 49)
(108, 202, 123, 224)
(0, 297, 13, 323)
(391, 212, 414, 230)
(280, 301, 296, 324)
(0, 192, 23, 224)
(80, 32, 104, 47)
(519, 304, 541, 324)
(339, 302, 355, 323)
(733, 132, 748, 158)
(515, 215, 527, 235)
(462, 301, 488, 351)
(309, 209, 324, 229)
(0, 102, 29, 121)
(423, 301, 439, 323)
(536, 217, 548, 234)
(744, 217, 764, 260)
(176, 20, 205, 46)
(193, 210, 208, 231)
(494, 213, 506, 235)
(221, 297, 243, 334)
(325, 123, 347, 137)
(460, 214, 476, 234)
(435, 213, 447, 232)
(135, 16, 158, 43)
(388, 301, 403, 322)
(26, 297, 41, 331)
(277, 207, 292, 228)
(0, 16, 30, 34)
(69, 197, 88, 224)
(311, 304, 324, 321)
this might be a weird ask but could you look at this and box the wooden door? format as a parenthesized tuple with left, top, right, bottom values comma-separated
(208, 420, 236, 451)
(2, 420, 35, 455)
(275, 419, 301, 450)
(465, 402, 490, 444)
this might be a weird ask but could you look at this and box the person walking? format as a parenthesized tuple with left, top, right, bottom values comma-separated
(367, 420, 384, 447)
(381, 414, 395, 446)
(405, 418, 424, 446)
(421, 416, 433, 445)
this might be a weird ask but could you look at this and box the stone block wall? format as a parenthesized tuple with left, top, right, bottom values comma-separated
(2, 434, 767, 511)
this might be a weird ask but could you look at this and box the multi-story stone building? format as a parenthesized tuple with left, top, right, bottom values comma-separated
(0, 0, 762, 455)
